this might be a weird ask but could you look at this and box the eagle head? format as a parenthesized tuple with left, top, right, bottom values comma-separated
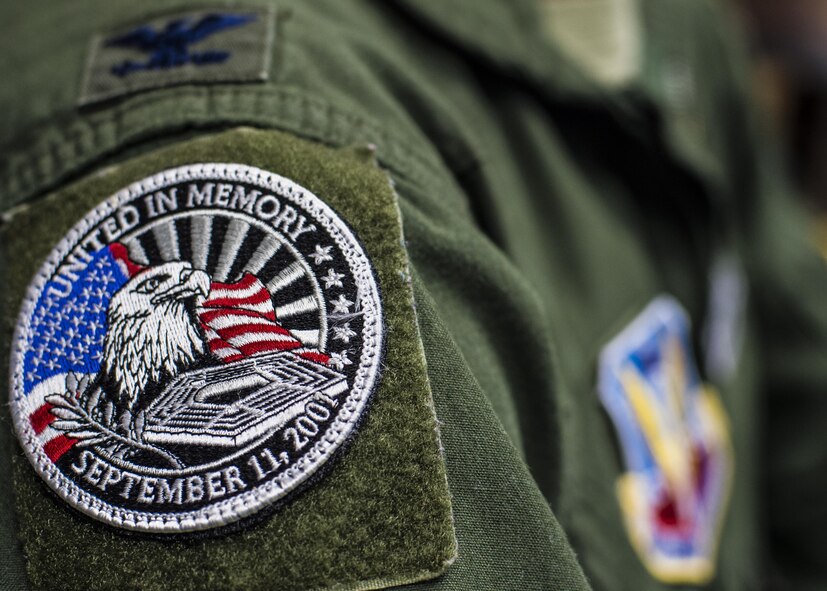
(102, 261, 211, 411)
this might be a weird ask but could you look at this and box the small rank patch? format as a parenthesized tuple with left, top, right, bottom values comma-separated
(598, 296, 733, 584)
(80, 8, 274, 105)
(703, 252, 746, 383)
(10, 163, 383, 533)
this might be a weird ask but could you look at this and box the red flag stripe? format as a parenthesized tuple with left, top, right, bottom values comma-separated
(207, 276, 263, 299)
(201, 289, 274, 310)
(213, 323, 294, 340)
(198, 273, 329, 366)
(212, 350, 245, 362)
(30, 403, 56, 435)
(237, 340, 302, 357)
(44, 435, 78, 462)
(297, 350, 331, 364)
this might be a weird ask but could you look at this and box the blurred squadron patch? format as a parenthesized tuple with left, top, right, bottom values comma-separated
(10, 163, 383, 533)
(598, 296, 733, 583)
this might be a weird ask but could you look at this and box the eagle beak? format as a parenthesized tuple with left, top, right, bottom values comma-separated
(152, 269, 211, 304)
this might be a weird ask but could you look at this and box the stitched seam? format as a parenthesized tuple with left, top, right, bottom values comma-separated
(0, 85, 449, 215)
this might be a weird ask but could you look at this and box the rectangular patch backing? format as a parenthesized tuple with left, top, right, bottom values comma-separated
(79, 7, 274, 105)
(2, 128, 456, 590)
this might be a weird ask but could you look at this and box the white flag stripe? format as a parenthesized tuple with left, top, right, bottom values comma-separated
(290, 329, 320, 347)
(203, 326, 220, 338)
(25, 375, 68, 416)
(202, 314, 280, 330)
(211, 346, 242, 359)
(225, 331, 298, 348)
(276, 295, 319, 319)
(267, 261, 306, 292)
(202, 300, 274, 316)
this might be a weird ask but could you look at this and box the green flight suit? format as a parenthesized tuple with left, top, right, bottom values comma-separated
(1, 0, 826, 590)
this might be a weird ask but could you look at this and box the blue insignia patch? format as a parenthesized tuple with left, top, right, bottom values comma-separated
(598, 296, 733, 584)
(106, 14, 257, 77)
(80, 8, 274, 105)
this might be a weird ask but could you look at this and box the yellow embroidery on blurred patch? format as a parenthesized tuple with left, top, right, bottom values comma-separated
(599, 296, 733, 584)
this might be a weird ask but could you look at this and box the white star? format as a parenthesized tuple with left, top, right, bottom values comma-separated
(329, 351, 352, 370)
(321, 268, 344, 290)
(330, 294, 353, 314)
(309, 245, 333, 265)
(332, 323, 357, 343)
(25, 370, 38, 383)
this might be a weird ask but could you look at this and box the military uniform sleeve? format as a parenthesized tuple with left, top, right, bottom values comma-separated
(0, 2, 594, 590)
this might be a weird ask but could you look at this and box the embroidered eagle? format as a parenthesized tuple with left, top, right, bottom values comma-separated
(90, 245, 329, 437)
(101, 261, 211, 416)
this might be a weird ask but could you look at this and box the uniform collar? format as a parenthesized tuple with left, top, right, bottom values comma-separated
(393, 0, 726, 197)
(390, 0, 616, 102)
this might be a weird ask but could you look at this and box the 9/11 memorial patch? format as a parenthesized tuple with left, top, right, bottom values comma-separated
(10, 163, 383, 533)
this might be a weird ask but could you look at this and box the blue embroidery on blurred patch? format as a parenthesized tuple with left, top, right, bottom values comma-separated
(598, 296, 733, 584)
(106, 13, 256, 77)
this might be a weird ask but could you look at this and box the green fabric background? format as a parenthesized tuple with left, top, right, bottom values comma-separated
(4, 0, 827, 590)
(1, 128, 456, 590)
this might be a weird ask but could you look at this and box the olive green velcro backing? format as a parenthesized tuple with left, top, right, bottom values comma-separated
(1, 127, 457, 591)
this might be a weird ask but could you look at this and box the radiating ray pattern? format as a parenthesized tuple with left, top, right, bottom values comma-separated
(122, 212, 326, 349)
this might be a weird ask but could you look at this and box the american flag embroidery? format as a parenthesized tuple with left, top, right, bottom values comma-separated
(199, 273, 329, 365)
(22, 244, 330, 465)
(11, 163, 383, 533)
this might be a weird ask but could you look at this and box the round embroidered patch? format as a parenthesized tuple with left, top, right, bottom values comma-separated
(10, 163, 383, 533)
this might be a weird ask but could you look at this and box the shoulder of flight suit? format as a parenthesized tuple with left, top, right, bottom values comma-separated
(4, 0, 827, 590)
(0, 1, 592, 590)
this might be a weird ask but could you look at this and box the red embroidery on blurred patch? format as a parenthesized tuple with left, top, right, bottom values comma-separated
(598, 297, 733, 584)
